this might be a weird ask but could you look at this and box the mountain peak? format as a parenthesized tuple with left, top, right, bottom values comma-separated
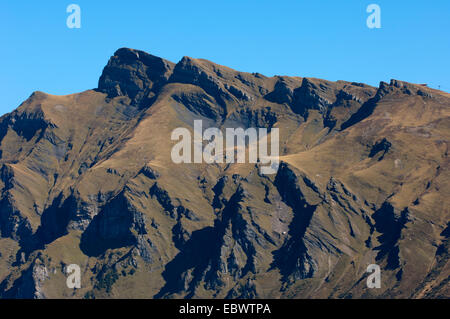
(97, 48, 175, 106)
(0, 47, 449, 299)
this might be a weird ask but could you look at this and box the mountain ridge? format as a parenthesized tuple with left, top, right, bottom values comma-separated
(0, 48, 448, 299)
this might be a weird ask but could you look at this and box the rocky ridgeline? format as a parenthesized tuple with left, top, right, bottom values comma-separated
(0, 48, 448, 298)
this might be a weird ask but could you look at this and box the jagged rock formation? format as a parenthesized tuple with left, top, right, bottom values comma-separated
(0, 48, 448, 299)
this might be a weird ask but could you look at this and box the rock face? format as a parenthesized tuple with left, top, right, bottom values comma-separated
(0, 48, 448, 299)
(98, 48, 175, 107)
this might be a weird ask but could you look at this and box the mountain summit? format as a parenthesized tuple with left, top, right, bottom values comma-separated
(0, 48, 448, 298)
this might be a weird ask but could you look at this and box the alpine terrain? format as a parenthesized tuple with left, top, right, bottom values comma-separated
(0, 48, 448, 299)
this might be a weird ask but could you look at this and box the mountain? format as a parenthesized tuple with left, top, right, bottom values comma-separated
(0, 48, 448, 299)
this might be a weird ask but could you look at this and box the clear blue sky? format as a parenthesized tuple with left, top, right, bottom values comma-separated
(1, 0, 449, 116)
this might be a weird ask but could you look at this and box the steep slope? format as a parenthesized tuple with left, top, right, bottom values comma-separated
(0, 48, 448, 299)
